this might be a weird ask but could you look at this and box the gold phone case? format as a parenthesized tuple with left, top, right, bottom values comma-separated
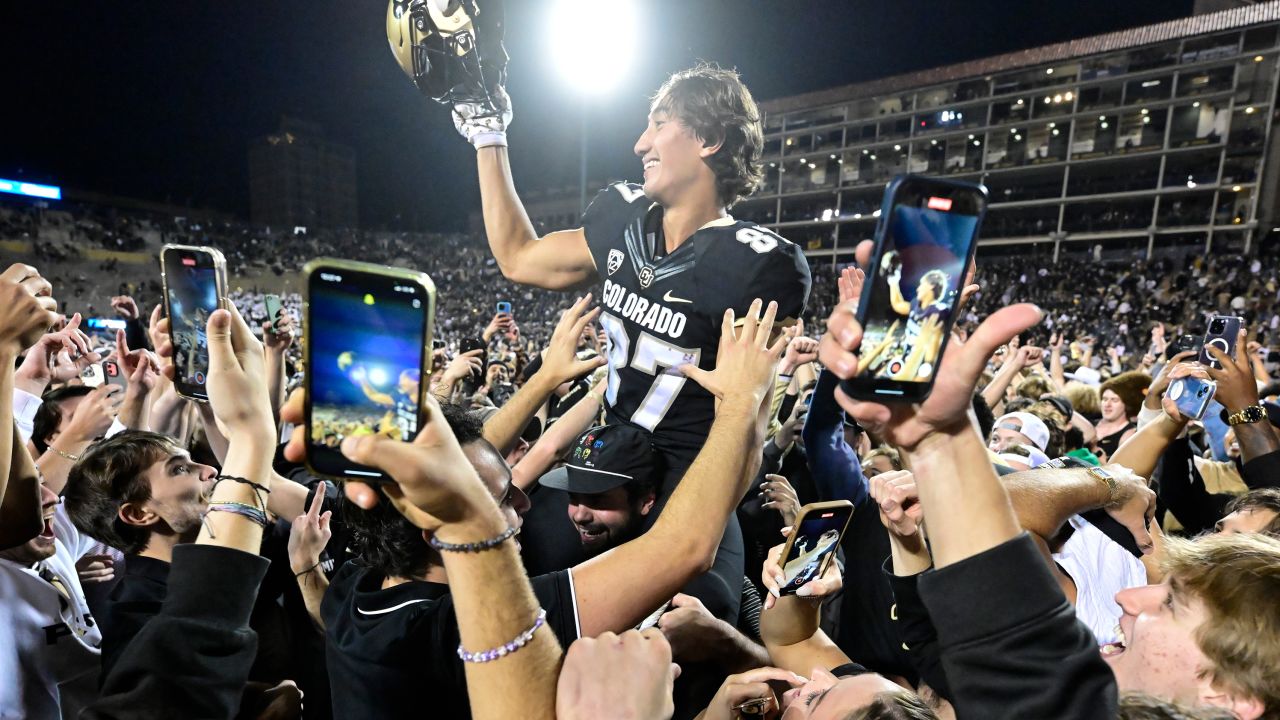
(160, 244, 228, 402)
(777, 500, 855, 593)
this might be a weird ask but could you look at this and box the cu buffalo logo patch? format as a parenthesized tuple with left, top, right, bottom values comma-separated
(638, 265, 655, 288)
(607, 249, 624, 276)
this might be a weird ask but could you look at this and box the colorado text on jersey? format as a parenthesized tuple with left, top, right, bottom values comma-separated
(600, 278, 688, 341)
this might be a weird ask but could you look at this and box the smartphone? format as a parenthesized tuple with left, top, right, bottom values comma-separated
(102, 359, 129, 391)
(777, 500, 855, 596)
(1167, 333, 1199, 358)
(264, 294, 284, 334)
(459, 336, 488, 385)
(80, 363, 105, 388)
(161, 244, 228, 401)
(303, 259, 436, 482)
(495, 301, 512, 315)
(1198, 315, 1244, 369)
(840, 175, 987, 402)
(1168, 376, 1216, 421)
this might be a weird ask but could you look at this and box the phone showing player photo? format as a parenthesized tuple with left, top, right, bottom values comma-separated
(160, 244, 227, 402)
(840, 175, 987, 402)
(777, 500, 854, 596)
(102, 359, 129, 392)
(264, 294, 284, 334)
(303, 259, 436, 482)
(1198, 315, 1243, 369)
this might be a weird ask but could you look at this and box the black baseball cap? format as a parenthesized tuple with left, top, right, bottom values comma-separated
(538, 424, 661, 495)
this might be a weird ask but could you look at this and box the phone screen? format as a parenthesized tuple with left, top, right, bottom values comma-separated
(846, 176, 985, 401)
(307, 265, 432, 480)
(779, 503, 853, 595)
(163, 247, 221, 399)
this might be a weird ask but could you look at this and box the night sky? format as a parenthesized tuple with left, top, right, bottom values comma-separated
(0, 1, 1192, 231)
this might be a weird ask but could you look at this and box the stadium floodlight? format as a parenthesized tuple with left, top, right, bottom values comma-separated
(548, 0, 638, 96)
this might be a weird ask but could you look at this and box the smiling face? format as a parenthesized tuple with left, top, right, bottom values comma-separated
(0, 481, 62, 565)
(1100, 389, 1127, 422)
(1103, 580, 1212, 705)
(778, 667, 918, 719)
(634, 108, 717, 207)
(566, 484, 655, 557)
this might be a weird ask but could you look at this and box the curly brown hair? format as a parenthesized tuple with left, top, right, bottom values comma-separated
(651, 63, 764, 208)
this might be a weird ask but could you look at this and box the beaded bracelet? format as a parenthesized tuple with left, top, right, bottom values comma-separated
(50, 446, 81, 463)
(427, 525, 518, 553)
(457, 609, 546, 664)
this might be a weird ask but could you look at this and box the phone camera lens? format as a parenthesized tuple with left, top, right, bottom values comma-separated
(1210, 320, 1225, 333)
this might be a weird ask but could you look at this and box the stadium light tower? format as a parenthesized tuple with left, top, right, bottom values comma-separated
(547, 0, 639, 212)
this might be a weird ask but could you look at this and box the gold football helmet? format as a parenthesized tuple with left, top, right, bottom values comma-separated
(386, 0, 507, 107)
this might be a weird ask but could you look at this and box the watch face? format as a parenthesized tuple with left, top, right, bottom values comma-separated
(1246, 406, 1266, 422)
(1089, 467, 1114, 480)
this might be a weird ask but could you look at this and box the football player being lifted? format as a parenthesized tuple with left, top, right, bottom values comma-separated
(388, 0, 811, 620)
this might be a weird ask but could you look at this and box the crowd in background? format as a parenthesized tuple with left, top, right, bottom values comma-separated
(3, 189, 1280, 720)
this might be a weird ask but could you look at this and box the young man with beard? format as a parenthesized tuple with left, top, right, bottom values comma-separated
(537, 424, 659, 557)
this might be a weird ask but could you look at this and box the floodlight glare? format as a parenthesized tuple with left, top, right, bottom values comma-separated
(549, 0, 638, 95)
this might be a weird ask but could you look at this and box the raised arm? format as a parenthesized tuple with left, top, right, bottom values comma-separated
(571, 300, 786, 636)
(476, 146, 598, 290)
(0, 264, 60, 507)
(511, 377, 604, 491)
(1206, 330, 1280, 469)
(482, 295, 604, 455)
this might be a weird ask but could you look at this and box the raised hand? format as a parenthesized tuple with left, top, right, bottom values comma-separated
(679, 299, 789, 408)
(836, 265, 865, 306)
(870, 470, 924, 539)
(288, 481, 333, 575)
(440, 349, 485, 387)
(1205, 329, 1259, 413)
(819, 241, 1042, 451)
(0, 263, 59, 357)
(110, 295, 141, 321)
(779, 318, 819, 376)
(61, 384, 124, 444)
(759, 474, 801, 527)
(539, 294, 606, 386)
(15, 313, 98, 391)
(262, 311, 296, 354)
(204, 302, 272, 439)
(657, 593, 724, 664)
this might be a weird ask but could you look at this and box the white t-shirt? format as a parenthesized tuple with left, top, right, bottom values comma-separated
(1053, 515, 1147, 645)
(0, 504, 103, 720)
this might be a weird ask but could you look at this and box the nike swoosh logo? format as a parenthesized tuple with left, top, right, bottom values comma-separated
(662, 291, 692, 304)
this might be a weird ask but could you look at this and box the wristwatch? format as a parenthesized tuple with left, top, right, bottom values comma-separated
(1087, 466, 1117, 504)
(1227, 404, 1268, 426)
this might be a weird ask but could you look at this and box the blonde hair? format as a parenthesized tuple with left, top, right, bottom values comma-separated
(1161, 533, 1280, 711)
(1064, 381, 1100, 418)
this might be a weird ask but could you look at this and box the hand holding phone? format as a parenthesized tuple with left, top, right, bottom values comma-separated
(161, 244, 228, 401)
(1199, 315, 1243, 369)
(495, 300, 512, 315)
(304, 260, 436, 483)
(840, 175, 987, 402)
(264, 294, 284, 334)
(102, 359, 129, 392)
(1167, 376, 1216, 421)
(771, 500, 853, 597)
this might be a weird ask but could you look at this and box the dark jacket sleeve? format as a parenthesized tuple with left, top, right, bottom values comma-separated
(83, 544, 270, 720)
(801, 369, 868, 505)
(918, 534, 1117, 720)
(1241, 448, 1280, 490)
(1157, 436, 1231, 535)
(884, 564, 952, 702)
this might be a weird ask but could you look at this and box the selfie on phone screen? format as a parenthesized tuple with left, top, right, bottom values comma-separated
(307, 265, 432, 477)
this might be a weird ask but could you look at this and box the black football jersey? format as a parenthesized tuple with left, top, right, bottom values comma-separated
(581, 182, 812, 456)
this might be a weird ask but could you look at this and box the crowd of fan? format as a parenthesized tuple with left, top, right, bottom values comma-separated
(3, 231, 1280, 720)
